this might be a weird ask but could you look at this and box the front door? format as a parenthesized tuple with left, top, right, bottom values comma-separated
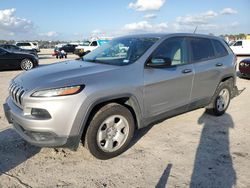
(143, 37, 194, 118)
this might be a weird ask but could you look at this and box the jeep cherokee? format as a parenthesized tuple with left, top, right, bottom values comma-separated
(3, 33, 238, 159)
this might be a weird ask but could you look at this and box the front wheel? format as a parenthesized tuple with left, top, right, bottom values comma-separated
(85, 103, 135, 160)
(20, 59, 34, 70)
(206, 81, 231, 116)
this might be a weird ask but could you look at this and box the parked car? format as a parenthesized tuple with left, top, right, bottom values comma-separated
(74, 39, 109, 57)
(58, 44, 78, 53)
(0, 44, 38, 57)
(16, 42, 40, 53)
(239, 58, 250, 78)
(31, 42, 40, 53)
(0, 47, 39, 71)
(3, 34, 238, 159)
(230, 40, 250, 55)
(52, 47, 67, 59)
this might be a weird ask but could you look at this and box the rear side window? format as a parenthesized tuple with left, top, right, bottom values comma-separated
(90, 41, 98, 46)
(190, 38, 215, 62)
(16, 43, 31, 46)
(212, 40, 228, 57)
(233, 41, 242, 46)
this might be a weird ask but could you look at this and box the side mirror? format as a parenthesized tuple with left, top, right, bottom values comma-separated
(147, 57, 172, 68)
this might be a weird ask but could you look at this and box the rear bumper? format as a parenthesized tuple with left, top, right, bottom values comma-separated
(74, 49, 84, 56)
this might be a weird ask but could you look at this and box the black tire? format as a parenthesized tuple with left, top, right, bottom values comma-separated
(85, 103, 135, 160)
(20, 58, 34, 70)
(206, 80, 232, 116)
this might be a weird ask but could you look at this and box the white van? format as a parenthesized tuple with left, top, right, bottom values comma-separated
(230, 40, 250, 55)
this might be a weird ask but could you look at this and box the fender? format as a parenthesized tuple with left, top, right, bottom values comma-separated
(64, 93, 143, 150)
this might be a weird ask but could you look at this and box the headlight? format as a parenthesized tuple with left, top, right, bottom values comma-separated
(31, 85, 84, 97)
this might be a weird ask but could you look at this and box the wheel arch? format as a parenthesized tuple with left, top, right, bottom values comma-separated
(66, 94, 143, 150)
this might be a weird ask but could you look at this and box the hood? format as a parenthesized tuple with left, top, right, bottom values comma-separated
(13, 60, 121, 90)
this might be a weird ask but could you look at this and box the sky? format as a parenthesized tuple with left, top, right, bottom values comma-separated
(0, 0, 249, 41)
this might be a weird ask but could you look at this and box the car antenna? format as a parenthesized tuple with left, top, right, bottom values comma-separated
(193, 25, 198, 33)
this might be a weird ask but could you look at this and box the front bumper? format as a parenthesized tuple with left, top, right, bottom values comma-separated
(3, 97, 79, 148)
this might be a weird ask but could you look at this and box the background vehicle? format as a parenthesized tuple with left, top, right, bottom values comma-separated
(0, 47, 39, 71)
(4, 34, 238, 159)
(16, 42, 40, 53)
(52, 47, 67, 59)
(0, 44, 38, 57)
(230, 40, 250, 55)
(58, 44, 78, 53)
(74, 39, 110, 57)
(31, 42, 40, 53)
(239, 58, 250, 78)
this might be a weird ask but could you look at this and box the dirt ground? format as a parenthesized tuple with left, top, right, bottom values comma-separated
(0, 49, 249, 188)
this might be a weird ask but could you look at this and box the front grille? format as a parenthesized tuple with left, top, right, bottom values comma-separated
(9, 82, 25, 107)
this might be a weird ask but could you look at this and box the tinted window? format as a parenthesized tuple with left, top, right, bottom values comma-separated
(91, 41, 98, 46)
(16, 43, 31, 46)
(233, 41, 242, 46)
(190, 38, 215, 62)
(151, 37, 188, 66)
(212, 40, 228, 57)
(11, 45, 19, 50)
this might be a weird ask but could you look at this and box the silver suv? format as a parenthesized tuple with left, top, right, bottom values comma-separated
(4, 34, 238, 159)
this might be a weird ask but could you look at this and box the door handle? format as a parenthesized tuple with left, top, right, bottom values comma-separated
(216, 63, 223, 67)
(182, 69, 192, 74)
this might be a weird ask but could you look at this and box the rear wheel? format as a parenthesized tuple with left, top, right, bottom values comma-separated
(206, 81, 231, 116)
(20, 58, 34, 70)
(85, 103, 135, 160)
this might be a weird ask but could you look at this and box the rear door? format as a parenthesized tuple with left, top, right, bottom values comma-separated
(188, 37, 222, 104)
(143, 37, 194, 117)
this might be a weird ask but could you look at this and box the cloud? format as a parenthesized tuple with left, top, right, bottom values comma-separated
(0, 8, 34, 36)
(123, 21, 168, 33)
(202, 10, 218, 18)
(39, 31, 59, 37)
(144, 14, 157, 19)
(128, 0, 165, 11)
(220, 8, 238, 15)
(175, 10, 218, 26)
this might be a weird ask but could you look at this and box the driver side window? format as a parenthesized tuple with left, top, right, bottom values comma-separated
(151, 37, 187, 66)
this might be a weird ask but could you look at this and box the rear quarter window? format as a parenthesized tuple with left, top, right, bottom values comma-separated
(212, 39, 228, 57)
(16, 43, 31, 46)
(233, 41, 242, 46)
(190, 38, 215, 62)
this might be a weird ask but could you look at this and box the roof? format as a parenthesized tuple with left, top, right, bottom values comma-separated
(115, 33, 223, 41)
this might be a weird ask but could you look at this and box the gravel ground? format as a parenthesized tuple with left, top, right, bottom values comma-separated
(0, 49, 249, 188)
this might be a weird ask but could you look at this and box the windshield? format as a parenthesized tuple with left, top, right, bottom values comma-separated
(82, 41, 90, 46)
(83, 37, 158, 65)
(98, 40, 110, 46)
